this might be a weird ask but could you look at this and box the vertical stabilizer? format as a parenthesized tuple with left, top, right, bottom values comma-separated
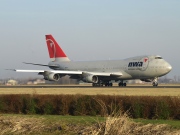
(46, 35, 70, 62)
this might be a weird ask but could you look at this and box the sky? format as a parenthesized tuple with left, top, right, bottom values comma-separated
(0, 0, 180, 79)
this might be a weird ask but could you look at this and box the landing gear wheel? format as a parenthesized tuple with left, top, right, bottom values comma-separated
(105, 82, 113, 87)
(118, 82, 127, 87)
(152, 77, 158, 87)
(92, 83, 96, 87)
(152, 82, 158, 87)
(118, 82, 122, 86)
(92, 83, 104, 87)
(105, 83, 108, 87)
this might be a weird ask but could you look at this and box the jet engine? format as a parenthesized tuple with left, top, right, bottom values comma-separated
(83, 74, 98, 83)
(44, 73, 60, 81)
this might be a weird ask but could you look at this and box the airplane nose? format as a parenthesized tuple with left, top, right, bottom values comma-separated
(166, 64, 172, 72)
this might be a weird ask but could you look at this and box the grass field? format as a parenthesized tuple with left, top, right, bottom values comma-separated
(0, 86, 179, 96)
(0, 114, 179, 135)
(0, 85, 179, 134)
(3, 114, 178, 129)
(134, 119, 180, 129)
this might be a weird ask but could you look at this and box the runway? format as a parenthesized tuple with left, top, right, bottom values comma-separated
(0, 84, 179, 96)
(0, 85, 180, 88)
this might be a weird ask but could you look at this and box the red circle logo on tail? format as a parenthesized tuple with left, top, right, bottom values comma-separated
(47, 39, 56, 58)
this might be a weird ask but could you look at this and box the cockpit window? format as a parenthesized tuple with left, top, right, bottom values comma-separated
(155, 57, 163, 59)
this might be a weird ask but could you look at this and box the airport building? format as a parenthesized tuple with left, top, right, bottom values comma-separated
(6, 79, 18, 85)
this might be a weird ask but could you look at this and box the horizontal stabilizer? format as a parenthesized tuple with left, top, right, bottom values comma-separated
(23, 62, 59, 68)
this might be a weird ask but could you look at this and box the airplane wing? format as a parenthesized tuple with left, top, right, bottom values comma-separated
(83, 71, 122, 76)
(14, 69, 122, 76)
(14, 69, 82, 74)
(12, 69, 123, 83)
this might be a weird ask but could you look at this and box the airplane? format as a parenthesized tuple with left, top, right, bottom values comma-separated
(13, 35, 172, 87)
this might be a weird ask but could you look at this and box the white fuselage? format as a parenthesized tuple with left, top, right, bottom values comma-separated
(48, 55, 172, 81)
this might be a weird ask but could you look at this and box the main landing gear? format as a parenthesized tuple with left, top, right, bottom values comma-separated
(92, 82, 113, 87)
(92, 80, 127, 87)
(152, 77, 158, 87)
(105, 82, 113, 87)
(118, 81, 127, 87)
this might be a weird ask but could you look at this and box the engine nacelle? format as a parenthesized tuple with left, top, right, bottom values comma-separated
(83, 75, 98, 83)
(44, 73, 60, 81)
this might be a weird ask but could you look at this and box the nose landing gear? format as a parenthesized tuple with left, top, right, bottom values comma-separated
(152, 77, 158, 87)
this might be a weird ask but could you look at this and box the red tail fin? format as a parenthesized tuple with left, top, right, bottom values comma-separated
(45, 35, 70, 61)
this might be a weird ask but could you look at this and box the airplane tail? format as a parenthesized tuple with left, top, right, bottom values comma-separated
(45, 35, 70, 62)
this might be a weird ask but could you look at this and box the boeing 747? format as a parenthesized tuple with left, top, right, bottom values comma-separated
(13, 35, 172, 87)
